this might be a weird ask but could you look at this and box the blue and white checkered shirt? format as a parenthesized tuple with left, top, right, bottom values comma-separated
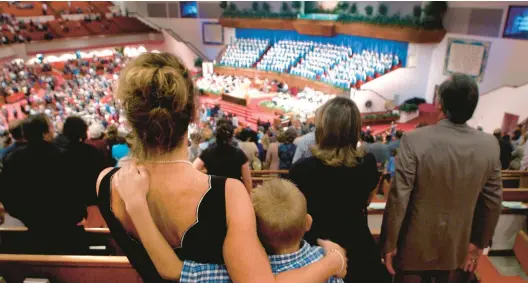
(180, 240, 343, 283)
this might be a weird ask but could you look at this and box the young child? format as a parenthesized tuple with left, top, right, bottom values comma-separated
(180, 179, 344, 283)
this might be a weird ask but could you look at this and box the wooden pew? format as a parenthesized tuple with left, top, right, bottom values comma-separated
(474, 231, 528, 283)
(503, 189, 528, 202)
(474, 254, 525, 283)
(0, 229, 381, 283)
(251, 170, 289, 186)
(0, 254, 142, 283)
(513, 230, 528, 275)
(251, 170, 289, 176)
(502, 170, 528, 188)
(0, 227, 122, 256)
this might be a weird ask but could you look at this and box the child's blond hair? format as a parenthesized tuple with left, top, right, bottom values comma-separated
(251, 179, 307, 252)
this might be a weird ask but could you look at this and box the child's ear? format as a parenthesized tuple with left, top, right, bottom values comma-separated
(305, 214, 313, 232)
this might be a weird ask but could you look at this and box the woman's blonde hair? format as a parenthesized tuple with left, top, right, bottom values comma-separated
(311, 96, 365, 167)
(116, 52, 197, 160)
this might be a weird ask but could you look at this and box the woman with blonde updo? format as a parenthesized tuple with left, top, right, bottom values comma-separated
(96, 53, 347, 282)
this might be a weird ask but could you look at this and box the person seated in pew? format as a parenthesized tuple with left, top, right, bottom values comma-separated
(117, 176, 345, 283)
(96, 52, 348, 283)
(0, 114, 87, 254)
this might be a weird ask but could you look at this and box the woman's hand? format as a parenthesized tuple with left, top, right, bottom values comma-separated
(317, 239, 348, 279)
(113, 161, 150, 211)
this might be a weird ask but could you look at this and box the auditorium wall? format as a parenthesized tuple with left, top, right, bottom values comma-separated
(424, 33, 528, 102)
(142, 17, 236, 61)
(467, 83, 528, 132)
(361, 43, 435, 104)
(161, 29, 198, 70)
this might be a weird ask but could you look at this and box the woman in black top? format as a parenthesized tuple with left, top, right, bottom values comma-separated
(96, 53, 346, 283)
(289, 97, 391, 283)
(193, 120, 252, 193)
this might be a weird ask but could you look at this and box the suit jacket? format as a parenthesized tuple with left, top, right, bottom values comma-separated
(382, 119, 502, 271)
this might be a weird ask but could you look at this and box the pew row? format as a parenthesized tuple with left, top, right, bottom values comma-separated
(0, 255, 143, 283)
(502, 171, 528, 188)
(475, 230, 528, 283)
(0, 227, 123, 256)
(250, 170, 528, 189)
(0, 229, 381, 283)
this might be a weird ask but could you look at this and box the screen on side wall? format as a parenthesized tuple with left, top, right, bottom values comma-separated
(503, 6, 528, 39)
(180, 1, 198, 18)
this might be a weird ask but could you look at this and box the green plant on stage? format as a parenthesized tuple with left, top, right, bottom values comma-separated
(378, 4, 388, 17)
(219, 1, 227, 11)
(349, 3, 357, 14)
(281, 2, 291, 14)
(413, 5, 422, 21)
(292, 1, 301, 12)
(194, 57, 203, 68)
(251, 1, 260, 12)
(335, 1, 349, 14)
(365, 5, 373, 17)
(362, 112, 400, 122)
(228, 2, 237, 12)
(422, 1, 447, 29)
(399, 103, 419, 113)
(221, 1, 444, 30)
(262, 2, 271, 13)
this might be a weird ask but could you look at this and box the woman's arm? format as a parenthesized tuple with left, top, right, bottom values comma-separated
(223, 178, 346, 283)
(241, 162, 252, 194)
(110, 163, 184, 281)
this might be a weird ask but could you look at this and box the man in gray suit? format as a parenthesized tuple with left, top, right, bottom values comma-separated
(382, 74, 502, 283)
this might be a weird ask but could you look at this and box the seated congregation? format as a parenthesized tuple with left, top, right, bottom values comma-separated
(0, 52, 526, 283)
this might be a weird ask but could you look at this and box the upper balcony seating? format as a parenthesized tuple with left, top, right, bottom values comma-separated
(256, 40, 313, 73)
(0, 2, 46, 17)
(84, 20, 121, 35)
(220, 38, 269, 68)
(48, 19, 91, 38)
(290, 43, 351, 81)
(91, 2, 115, 13)
(49, 1, 94, 15)
(323, 50, 400, 88)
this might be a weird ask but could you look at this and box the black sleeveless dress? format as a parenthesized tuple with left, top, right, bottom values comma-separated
(97, 168, 228, 283)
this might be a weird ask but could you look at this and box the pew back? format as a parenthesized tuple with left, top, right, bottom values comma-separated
(0, 255, 142, 283)
(0, 227, 121, 255)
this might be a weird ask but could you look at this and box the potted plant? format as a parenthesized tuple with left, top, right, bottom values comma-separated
(398, 103, 420, 123)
